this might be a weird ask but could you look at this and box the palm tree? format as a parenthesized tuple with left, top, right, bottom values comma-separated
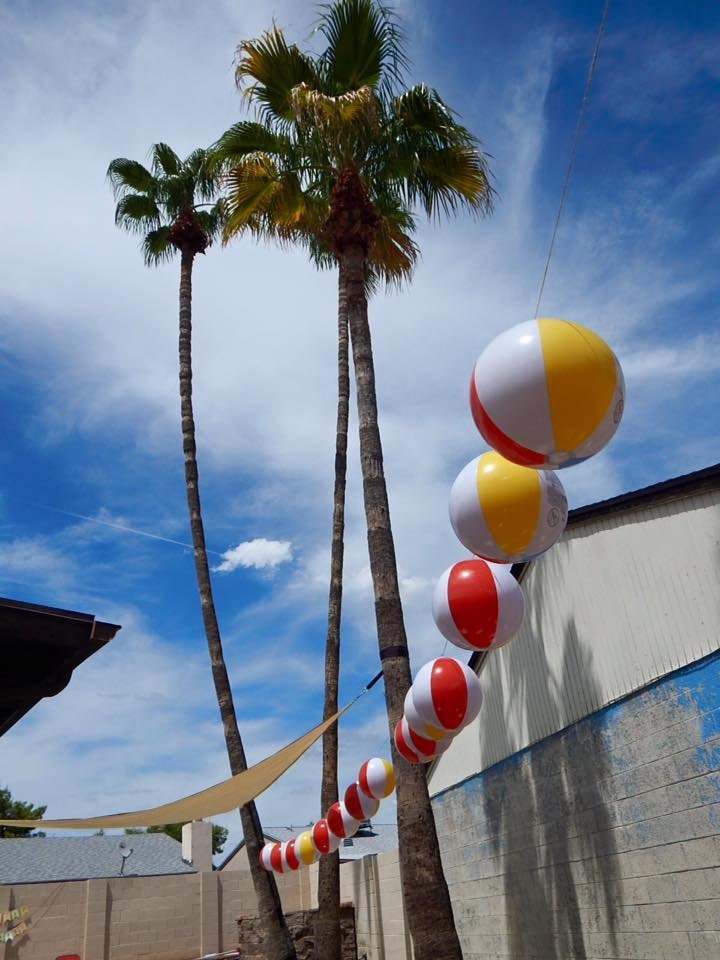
(219, 3, 494, 956)
(107, 144, 297, 960)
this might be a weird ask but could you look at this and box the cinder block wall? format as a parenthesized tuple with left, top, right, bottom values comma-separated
(432, 651, 720, 960)
(0, 867, 295, 960)
(308, 851, 412, 960)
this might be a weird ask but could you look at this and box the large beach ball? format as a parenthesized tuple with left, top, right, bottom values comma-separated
(344, 782, 380, 821)
(259, 844, 275, 872)
(312, 819, 341, 855)
(295, 830, 320, 866)
(469, 318, 624, 468)
(449, 451, 567, 563)
(433, 559, 525, 651)
(407, 658, 482, 738)
(358, 758, 396, 800)
(327, 801, 360, 839)
(394, 717, 453, 764)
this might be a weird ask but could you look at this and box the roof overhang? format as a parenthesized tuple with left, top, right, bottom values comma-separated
(0, 597, 121, 738)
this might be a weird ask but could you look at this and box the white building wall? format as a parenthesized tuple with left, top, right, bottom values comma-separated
(429, 486, 720, 796)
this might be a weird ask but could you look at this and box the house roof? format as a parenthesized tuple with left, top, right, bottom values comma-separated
(0, 834, 196, 885)
(0, 596, 121, 738)
(216, 821, 399, 870)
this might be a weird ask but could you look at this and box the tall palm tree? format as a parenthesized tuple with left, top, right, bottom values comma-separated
(222, 3, 494, 956)
(212, 108, 417, 957)
(107, 144, 297, 960)
(219, 4, 493, 958)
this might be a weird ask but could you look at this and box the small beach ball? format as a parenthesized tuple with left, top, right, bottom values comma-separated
(284, 838, 301, 871)
(469, 318, 624, 468)
(394, 717, 452, 764)
(407, 658, 482, 737)
(327, 801, 360, 839)
(449, 451, 568, 563)
(344, 782, 380, 821)
(358, 758, 396, 800)
(312, 819, 341, 855)
(259, 843, 274, 871)
(295, 830, 320, 866)
(269, 841, 285, 873)
(433, 559, 525, 651)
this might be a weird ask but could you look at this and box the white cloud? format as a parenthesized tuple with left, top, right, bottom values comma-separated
(213, 538, 293, 573)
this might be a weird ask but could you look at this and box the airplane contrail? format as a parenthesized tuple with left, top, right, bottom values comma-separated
(27, 502, 225, 557)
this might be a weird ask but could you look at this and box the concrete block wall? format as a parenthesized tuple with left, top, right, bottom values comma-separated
(432, 650, 720, 960)
(307, 851, 411, 960)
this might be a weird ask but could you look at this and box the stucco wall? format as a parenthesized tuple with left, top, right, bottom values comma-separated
(432, 651, 720, 960)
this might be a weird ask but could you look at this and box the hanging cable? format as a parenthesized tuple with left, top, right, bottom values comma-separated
(534, 0, 612, 318)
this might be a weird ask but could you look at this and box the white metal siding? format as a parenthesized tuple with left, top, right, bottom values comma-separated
(429, 487, 720, 796)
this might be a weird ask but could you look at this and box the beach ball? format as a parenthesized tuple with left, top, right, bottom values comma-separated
(469, 318, 624, 468)
(449, 451, 567, 563)
(295, 830, 320, 866)
(394, 717, 453, 764)
(259, 843, 275, 872)
(344, 782, 380, 821)
(269, 841, 285, 873)
(358, 758, 396, 800)
(433, 559, 525, 651)
(327, 801, 360, 839)
(284, 838, 301, 871)
(407, 658, 482, 737)
(312, 819, 341, 855)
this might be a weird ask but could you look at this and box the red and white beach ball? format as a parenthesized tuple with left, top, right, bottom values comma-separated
(284, 838, 301, 871)
(344, 782, 380, 821)
(312, 819, 341, 855)
(259, 843, 275, 872)
(406, 658, 482, 738)
(432, 559, 525, 651)
(394, 716, 453, 764)
(358, 758, 396, 800)
(327, 801, 360, 840)
(269, 841, 285, 873)
(295, 830, 320, 866)
(470, 318, 625, 468)
(449, 451, 567, 563)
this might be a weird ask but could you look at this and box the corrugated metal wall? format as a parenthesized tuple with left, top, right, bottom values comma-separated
(429, 486, 720, 796)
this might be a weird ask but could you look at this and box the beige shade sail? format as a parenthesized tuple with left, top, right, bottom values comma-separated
(0, 707, 346, 830)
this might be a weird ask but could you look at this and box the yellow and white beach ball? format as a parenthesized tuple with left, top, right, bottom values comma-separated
(449, 451, 568, 563)
(358, 757, 395, 800)
(295, 830, 320, 866)
(470, 318, 624, 468)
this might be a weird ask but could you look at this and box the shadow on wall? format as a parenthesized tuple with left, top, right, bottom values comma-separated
(479, 562, 621, 959)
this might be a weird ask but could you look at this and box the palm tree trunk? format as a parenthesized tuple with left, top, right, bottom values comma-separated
(315, 263, 351, 960)
(340, 242, 464, 960)
(178, 250, 297, 960)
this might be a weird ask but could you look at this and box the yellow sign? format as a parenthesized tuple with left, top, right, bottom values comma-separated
(0, 906, 31, 944)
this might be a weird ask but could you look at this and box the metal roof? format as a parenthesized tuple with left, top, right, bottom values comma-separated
(0, 596, 121, 738)
(0, 834, 196, 885)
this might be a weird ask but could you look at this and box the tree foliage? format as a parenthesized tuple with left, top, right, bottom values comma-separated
(0, 786, 46, 838)
(124, 822, 229, 854)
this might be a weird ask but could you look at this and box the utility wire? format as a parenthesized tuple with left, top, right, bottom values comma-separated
(534, 0, 612, 318)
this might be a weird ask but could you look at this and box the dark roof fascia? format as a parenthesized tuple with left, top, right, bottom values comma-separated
(216, 832, 282, 871)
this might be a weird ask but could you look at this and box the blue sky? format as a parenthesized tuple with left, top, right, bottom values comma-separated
(0, 0, 719, 857)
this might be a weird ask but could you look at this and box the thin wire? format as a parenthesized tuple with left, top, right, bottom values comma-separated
(534, 0, 612, 318)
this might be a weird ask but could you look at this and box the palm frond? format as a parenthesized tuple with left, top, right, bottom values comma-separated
(211, 122, 296, 168)
(114, 193, 161, 232)
(142, 225, 174, 266)
(196, 199, 227, 244)
(401, 144, 494, 219)
(235, 27, 318, 124)
(316, 0, 408, 99)
(107, 158, 156, 198)
(151, 143, 181, 177)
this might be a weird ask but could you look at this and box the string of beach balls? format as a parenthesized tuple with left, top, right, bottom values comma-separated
(259, 757, 396, 874)
(394, 317, 625, 764)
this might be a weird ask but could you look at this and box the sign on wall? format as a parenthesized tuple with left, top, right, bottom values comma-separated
(0, 905, 31, 943)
